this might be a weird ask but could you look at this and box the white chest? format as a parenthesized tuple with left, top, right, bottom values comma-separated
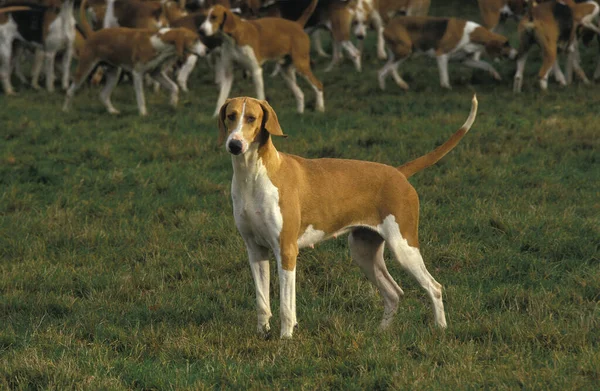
(449, 21, 482, 57)
(231, 158, 283, 250)
(224, 39, 260, 69)
(45, 10, 75, 50)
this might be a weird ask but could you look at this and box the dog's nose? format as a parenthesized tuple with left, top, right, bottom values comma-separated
(356, 34, 365, 40)
(228, 140, 243, 155)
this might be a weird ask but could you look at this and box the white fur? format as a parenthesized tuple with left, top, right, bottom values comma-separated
(297, 225, 326, 248)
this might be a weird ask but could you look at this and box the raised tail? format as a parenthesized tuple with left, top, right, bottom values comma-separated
(79, 0, 93, 38)
(398, 95, 478, 179)
(0, 6, 34, 15)
(296, 0, 318, 27)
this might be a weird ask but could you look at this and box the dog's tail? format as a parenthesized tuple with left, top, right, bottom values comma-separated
(296, 0, 318, 27)
(0, 6, 34, 15)
(79, 0, 93, 38)
(398, 95, 478, 179)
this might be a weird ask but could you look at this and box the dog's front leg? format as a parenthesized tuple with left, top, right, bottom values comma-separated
(436, 54, 451, 89)
(213, 55, 234, 117)
(44, 50, 57, 92)
(60, 45, 73, 90)
(371, 11, 387, 60)
(276, 242, 298, 339)
(132, 71, 148, 116)
(245, 240, 272, 338)
(30, 48, 45, 90)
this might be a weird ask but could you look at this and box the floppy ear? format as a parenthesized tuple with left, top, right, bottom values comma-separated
(217, 99, 233, 145)
(259, 100, 286, 138)
(221, 8, 236, 33)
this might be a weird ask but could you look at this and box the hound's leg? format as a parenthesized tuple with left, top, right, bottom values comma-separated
(213, 57, 234, 117)
(380, 217, 447, 329)
(312, 29, 330, 58)
(61, 45, 73, 90)
(513, 51, 529, 93)
(99, 67, 122, 114)
(280, 65, 304, 113)
(246, 241, 272, 338)
(436, 54, 451, 89)
(152, 70, 179, 107)
(461, 57, 502, 80)
(30, 48, 45, 90)
(349, 229, 404, 330)
(276, 241, 298, 339)
(371, 11, 387, 60)
(44, 50, 57, 92)
(132, 71, 148, 116)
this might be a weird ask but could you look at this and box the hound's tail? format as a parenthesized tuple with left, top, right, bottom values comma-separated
(0, 6, 33, 15)
(398, 95, 478, 179)
(296, 0, 318, 27)
(79, 0, 93, 38)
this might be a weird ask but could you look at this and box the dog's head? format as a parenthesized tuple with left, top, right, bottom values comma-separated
(199, 5, 234, 36)
(159, 28, 207, 58)
(485, 35, 517, 60)
(218, 97, 286, 155)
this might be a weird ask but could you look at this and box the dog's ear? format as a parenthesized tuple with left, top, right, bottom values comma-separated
(217, 99, 233, 145)
(220, 7, 236, 33)
(259, 100, 286, 138)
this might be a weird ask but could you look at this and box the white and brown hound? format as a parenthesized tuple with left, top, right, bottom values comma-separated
(200, 2, 324, 116)
(378, 16, 517, 90)
(218, 95, 478, 338)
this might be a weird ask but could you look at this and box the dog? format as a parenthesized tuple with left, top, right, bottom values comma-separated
(0, 0, 75, 94)
(513, 0, 600, 92)
(200, 1, 324, 116)
(378, 16, 517, 90)
(217, 95, 478, 338)
(63, 0, 206, 115)
(168, 10, 222, 92)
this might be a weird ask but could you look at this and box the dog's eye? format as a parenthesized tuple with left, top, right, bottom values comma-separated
(210, 15, 216, 20)
(247, 116, 256, 123)
(227, 113, 236, 121)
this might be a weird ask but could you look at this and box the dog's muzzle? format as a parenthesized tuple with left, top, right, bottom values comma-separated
(228, 139, 243, 155)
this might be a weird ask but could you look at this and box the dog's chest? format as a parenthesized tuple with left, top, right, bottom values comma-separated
(231, 162, 283, 249)
(45, 9, 75, 50)
(224, 39, 260, 69)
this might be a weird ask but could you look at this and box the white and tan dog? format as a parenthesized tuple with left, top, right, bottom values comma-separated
(200, 2, 324, 116)
(378, 16, 517, 90)
(218, 95, 478, 338)
(63, 0, 206, 115)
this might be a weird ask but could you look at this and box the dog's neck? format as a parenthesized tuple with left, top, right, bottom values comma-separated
(231, 136, 281, 181)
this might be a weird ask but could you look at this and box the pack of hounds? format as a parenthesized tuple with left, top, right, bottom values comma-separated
(1, 0, 599, 115)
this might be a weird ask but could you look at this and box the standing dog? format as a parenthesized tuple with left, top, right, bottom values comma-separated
(63, 0, 206, 115)
(378, 16, 517, 90)
(218, 95, 478, 338)
(200, 2, 324, 116)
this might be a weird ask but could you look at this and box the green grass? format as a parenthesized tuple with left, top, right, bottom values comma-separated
(1, 1, 599, 389)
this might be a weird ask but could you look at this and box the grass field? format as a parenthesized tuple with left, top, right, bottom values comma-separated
(1, 1, 599, 389)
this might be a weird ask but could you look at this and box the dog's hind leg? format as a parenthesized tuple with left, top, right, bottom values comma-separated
(280, 65, 305, 113)
(379, 215, 447, 329)
(349, 228, 404, 330)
